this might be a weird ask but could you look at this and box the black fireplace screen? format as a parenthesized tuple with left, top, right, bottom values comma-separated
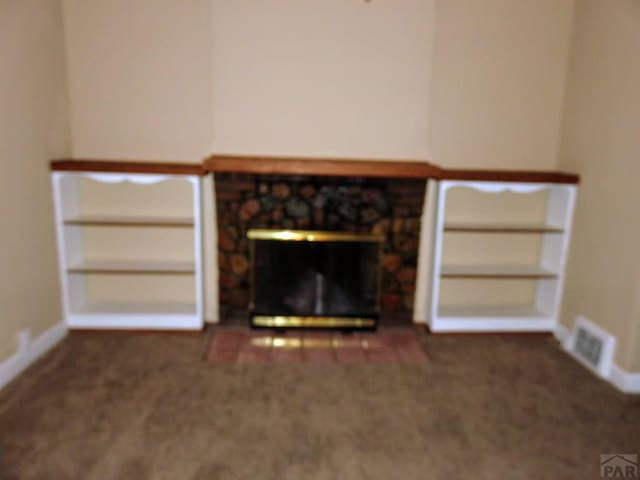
(248, 230, 382, 326)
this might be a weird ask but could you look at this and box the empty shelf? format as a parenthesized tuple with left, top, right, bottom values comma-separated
(64, 214, 194, 227)
(438, 305, 547, 318)
(440, 265, 558, 279)
(72, 301, 197, 315)
(67, 301, 201, 330)
(432, 305, 554, 332)
(444, 222, 563, 234)
(67, 260, 196, 275)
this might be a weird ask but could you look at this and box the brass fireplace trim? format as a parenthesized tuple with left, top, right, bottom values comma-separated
(252, 316, 376, 329)
(247, 229, 384, 243)
(248, 229, 383, 329)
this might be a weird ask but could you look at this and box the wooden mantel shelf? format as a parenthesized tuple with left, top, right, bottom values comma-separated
(50, 157, 580, 184)
(203, 155, 442, 179)
(441, 168, 579, 184)
(50, 159, 205, 176)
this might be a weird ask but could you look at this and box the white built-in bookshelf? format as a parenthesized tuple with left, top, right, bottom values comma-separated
(429, 180, 577, 332)
(49, 159, 579, 332)
(51, 166, 204, 330)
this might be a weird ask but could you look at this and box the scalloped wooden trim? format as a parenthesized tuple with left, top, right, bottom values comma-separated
(441, 168, 579, 184)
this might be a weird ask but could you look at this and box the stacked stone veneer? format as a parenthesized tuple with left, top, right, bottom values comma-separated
(214, 173, 427, 319)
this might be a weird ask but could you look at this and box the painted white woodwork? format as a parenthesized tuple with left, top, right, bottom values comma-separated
(202, 173, 219, 323)
(429, 180, 577, 333)
(413, 178, 438, 324)
(0, 322, 68, 391)
(51, 172, 204, 330)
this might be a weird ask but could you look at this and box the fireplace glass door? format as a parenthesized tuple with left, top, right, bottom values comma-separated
(248, 230, 382, 329)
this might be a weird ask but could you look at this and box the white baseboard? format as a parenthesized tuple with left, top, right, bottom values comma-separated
(0, 321, 68, 391)
(552, 322, 640, 395)
(610, 365, 640, 394)
(554, 323, 569, 344)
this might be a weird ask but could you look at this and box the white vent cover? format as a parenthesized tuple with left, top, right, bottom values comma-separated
(566, 316, 616, 378)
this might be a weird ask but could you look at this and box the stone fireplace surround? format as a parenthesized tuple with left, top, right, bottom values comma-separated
(215, 173, 425, 321)
(208, 156, 441, 324)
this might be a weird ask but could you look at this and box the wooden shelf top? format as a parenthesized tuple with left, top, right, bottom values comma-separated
(50, 157, 580, 184)
(440, 264, 558, 279)
(441, 168, 579, 184)
(51, 159, 205, 176)
(203, 155, 442, 179)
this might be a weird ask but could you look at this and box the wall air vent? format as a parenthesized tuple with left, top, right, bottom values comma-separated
(566, 316, 616, 378)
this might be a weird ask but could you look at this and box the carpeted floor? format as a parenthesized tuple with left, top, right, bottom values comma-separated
(0, 328, 639, 480)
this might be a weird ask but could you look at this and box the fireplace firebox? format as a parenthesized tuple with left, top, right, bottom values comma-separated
(248, 229, 383, 329)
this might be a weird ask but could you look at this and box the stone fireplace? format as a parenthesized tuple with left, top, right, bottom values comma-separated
(213, 171, 428, 324)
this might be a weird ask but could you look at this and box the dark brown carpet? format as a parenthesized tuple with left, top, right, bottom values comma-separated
(0, 329, 638, 479)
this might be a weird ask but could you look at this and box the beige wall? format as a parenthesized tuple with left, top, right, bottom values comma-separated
(558, 0, 640, 371)
(62, 0, 574, 167)
(0, 0, 71, 362)
(213, 0, 574, 165)
(63, 0, 213, 160)
(429, 0, 574, 169)
(211, 0, 434, 159)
